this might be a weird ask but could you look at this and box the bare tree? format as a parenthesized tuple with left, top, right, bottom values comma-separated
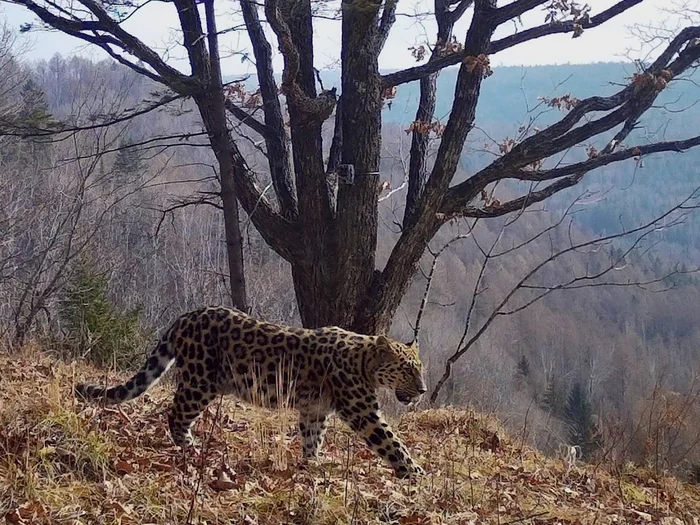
(428, 187, 700, 403)
(0, 45, 171, 344)
(6, 0, 700, 335)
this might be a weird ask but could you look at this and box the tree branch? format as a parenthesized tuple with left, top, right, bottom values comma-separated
(12, 0, 197, 92)
(493, 0, 549, 24)
(223, 99, 274, 140)
(377, 0, 398, 52)
(506, 135, 700, 183)
(171, 0, 209, 77)
(264, 0, 336, 122)
(381, 0, 646, 87)
(403, 0, 474, 230)
(442, 30, 700, 215)
(240, 0, 297, 219)
(0, 92, 185, 138)
(430, 188, 700, 402)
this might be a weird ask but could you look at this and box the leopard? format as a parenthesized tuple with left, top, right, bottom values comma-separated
(76, 306, 427, 478)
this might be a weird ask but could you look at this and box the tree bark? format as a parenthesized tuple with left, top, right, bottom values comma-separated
(194, 0, 248, 311)
(335, 0, 384, 331)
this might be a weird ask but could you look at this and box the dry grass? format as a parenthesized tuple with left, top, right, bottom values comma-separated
(2, 345, 700, 524)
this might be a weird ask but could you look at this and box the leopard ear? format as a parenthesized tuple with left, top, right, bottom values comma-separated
(375, 336, 396, 363)
(376, 335, 391, 349)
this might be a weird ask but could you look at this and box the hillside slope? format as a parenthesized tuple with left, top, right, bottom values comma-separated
(1, 348, 699, 524)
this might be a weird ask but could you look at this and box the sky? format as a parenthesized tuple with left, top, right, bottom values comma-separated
(0, 0, 694, 76)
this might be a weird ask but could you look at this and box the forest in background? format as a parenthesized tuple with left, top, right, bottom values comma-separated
(2, 43, 700, 478)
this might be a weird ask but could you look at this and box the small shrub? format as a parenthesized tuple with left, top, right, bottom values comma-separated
(58, 258, 149, 369)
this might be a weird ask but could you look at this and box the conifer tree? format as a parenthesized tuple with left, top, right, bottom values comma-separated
(564, 382, 604, 460)
(113, 136, 143, 184)
(541, 376, 567, 419)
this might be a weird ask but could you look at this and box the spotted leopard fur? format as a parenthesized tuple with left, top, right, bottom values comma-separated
(76, 307, 426, 478)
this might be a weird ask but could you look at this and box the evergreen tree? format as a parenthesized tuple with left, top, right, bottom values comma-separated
(513, 354, 531, 392)
(113, 136, 143, 184)
(515, 354, 530, 377)
(59, 258, 147, 369)
(541, 376, 567, 419)
(18, 78, 50, 127)
(564, 382, 604, 460)
(3, 78, 54, 168)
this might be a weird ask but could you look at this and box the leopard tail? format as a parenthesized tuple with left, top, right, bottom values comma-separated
(75, 331, 176, 405)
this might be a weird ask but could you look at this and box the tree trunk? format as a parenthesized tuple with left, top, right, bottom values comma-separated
(196, 0, 248, 312)
(332, 0, 384, 331)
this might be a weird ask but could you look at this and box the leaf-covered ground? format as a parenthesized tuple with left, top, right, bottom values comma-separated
(2, 347, 699, 524)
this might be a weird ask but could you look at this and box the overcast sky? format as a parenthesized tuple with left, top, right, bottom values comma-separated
(0, 0, 693, 76)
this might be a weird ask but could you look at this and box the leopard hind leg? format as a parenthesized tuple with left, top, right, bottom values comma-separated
(167, 385, 215, 448)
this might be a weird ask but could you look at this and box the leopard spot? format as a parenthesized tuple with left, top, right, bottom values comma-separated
(114, 385, 128, 400)
(134, 372, 148, 387)
(369, 433, 383, 446)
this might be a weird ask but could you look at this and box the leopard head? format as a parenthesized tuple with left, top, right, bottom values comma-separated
(371, 336, 427, 405)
